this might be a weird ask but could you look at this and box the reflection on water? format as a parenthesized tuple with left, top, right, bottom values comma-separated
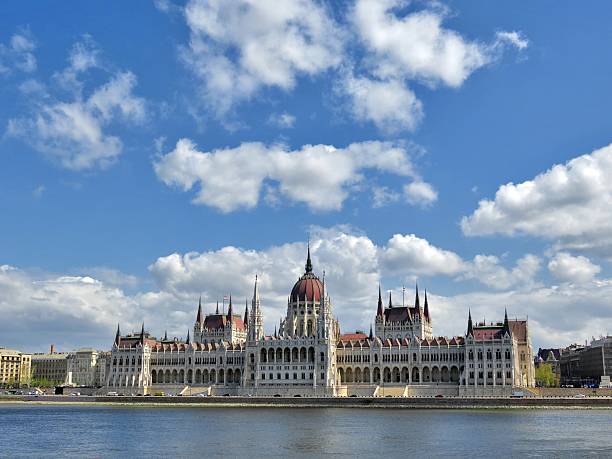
(1, 404, 611, 458)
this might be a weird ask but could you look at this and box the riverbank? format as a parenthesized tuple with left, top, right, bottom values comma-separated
(3, 395, 612, 409)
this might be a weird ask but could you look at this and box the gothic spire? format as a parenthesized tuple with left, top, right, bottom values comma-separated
(369, 324, 373, 340)
(253, 274, 260, 303)
(377, 284, 384, 317)
(163, 330, 168, 341)
(196, 295, 203, 323)
(415, 282, 420, 310)
(503, 308, 511, 335)
(227, 294, 233, 319)
(114, 323, 121, 346)
(424, 289, 430, 320)
(274, 325, 278, 338)
(305, 240, 313, 273)
(215, 301, 219, 315)
(244, 299, 249, 325)
(186, 329, 190, 345)
(140, 322, 145, 344)
(467, 310, 474, 337)
(388, 290, 393, 309)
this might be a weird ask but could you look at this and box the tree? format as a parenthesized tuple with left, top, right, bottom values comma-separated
(535, 363, 559, 387)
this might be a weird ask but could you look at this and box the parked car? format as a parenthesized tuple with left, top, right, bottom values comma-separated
(574, 393, 586, 398)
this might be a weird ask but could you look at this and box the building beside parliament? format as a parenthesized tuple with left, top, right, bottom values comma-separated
(106, 248, 535, 396)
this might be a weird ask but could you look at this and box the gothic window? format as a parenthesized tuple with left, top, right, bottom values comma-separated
(468, 351, 473, 361)
(486, 350, 492, 360)
(505, 350, 511, 359)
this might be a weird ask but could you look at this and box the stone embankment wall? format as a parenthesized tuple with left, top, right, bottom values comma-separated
(4, 395, 612, 408)
(535, 387, 612, 397)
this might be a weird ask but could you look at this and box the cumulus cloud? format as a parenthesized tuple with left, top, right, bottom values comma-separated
(381, 234, 465, 276)
(0, 30, 36, 75)
(7, 38, 146, 170)
(462, 254, 541, 290)
(181, 0, 343, 117)
(341, 74, 423, 132)
(338, 0, 528, 131)
(404, 180, 438, 207)
(461, 143, 612, 258)
(154, 138, 435, 212)
(3, 228, 605, 350)
(548, 252, 600, 284)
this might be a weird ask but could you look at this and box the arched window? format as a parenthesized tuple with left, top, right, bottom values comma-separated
(320, 352, 325, 363)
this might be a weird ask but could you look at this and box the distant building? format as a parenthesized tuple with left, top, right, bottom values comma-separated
(105, 248, 535, 396)
(31, 347, 69, 385)
(560, 337, 612, 387)
(67, 348, 107, 386)
(0, 348, 31, 387)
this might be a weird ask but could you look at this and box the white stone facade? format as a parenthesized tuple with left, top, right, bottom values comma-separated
(105, 251, 534, 396)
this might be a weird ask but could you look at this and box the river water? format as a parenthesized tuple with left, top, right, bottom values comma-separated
(1, 404, 611, 458)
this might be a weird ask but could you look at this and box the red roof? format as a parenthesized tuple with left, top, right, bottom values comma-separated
(290, 273, 323, 303)
(473, 326, 504, 341)
(508, 319, 527, 342)
(340, 333, 368, 342)
(202, 314, 245, 331)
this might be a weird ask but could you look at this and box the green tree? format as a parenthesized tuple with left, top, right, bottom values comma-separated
(535, 363, 559, 387)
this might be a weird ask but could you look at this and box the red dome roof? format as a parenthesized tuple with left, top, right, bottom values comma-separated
(290, 244, 323, 302)
(290, 273, 323, 303)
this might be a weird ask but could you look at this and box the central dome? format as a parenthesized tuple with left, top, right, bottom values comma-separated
(290, 245, 323, 303)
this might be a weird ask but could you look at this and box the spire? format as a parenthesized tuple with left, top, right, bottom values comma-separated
(140, 322, 145, 344)
(253, 274, 260, 302)
(305, 240, 313, 273)
(274, 325, 278, 338)
(186, 329, 190, 345)
(369, 324, 373, 340)
(215, 301, 219, 315)
(227, 295, 233, 319)
(424, 289, 430, 320)
(415, 283, 420, 309)
(388, 290, 392, 309)
(467, 310, 474, 337)
(114, 323, 121, 346)
(244, 299, 249, 325)
(503, 308, 510, 335)
(377, 284, 384, 317)
(196, 295, 203, 323)
(163, 330, 167, 341)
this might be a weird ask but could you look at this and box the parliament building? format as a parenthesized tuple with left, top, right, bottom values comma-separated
(106, 248, 535, 396)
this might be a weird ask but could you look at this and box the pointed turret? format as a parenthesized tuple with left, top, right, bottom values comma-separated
(196, 295, 203, 323)
(467, 310, 474, 337)
(377, 285, 384, 317)
(502, 308, 511, 336)
(414, 283, 420, 315)
(388, 291, 393, 309)
(215, 301, 219, 315)
(227, 295, 233, 320)
(140, 322, 145, 344)
(114, 323, 121, 347)
(163, 330, 168, 341)
(274, 325, 278, 338)
(369, 324, 373, 340)
(424, 289, 430, 321)
(186, 329, 190, 345)
(244, 299, 249, 326)
(305, 240, 313, 273)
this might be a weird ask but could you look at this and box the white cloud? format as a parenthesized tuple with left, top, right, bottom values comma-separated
(341, 74, 423, 132)
(404, 180, 438, 207)
(372, 186, 400, 208)
(380, 234, 466, 276)
(4, 228, 607, 350)
(495, 31, 529, 50)
(548, 252, 600, 284)
(0, 31, 36, 75)
(154, 138, 434, 212)
(461, 143, 612, 257)
(7, 38, 146, 171)
(181, 0, 343, 117)
(267, 112, 296, 128)
(341, 0, 528, 131)
(462, 254, 541, 290)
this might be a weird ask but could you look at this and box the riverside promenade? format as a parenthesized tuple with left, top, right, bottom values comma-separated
(3, 395, 612, 409)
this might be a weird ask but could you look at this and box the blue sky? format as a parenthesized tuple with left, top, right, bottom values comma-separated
(2, 0, 612, 352)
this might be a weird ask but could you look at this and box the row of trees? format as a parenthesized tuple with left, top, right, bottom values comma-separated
(535, 363, 560, 387)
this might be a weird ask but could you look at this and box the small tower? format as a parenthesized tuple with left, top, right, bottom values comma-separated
(467, 309, 474, 337)
(114, 323, 121, 347)
(374, 285, 385, 338)
(250, 275, 264, 342)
